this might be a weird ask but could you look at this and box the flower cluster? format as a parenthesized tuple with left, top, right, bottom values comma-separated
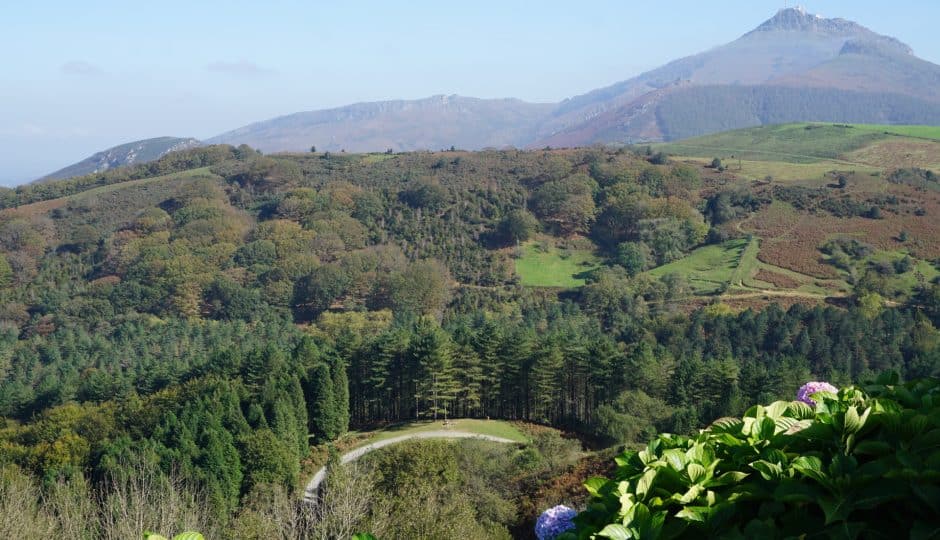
(535, 505, 577, 540)
(796, 381, 838, 406)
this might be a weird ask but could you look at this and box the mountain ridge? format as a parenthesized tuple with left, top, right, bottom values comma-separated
(40, 8, 940, 180)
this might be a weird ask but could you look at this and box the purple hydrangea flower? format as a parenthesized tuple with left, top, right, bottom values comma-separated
(796, 381, 838, 406)
(535, 505, 577, 540)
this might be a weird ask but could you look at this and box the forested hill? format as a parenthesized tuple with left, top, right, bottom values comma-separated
(1, 143, 939, 533)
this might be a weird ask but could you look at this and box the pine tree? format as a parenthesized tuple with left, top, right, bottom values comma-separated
(328, 355, 350, 434)
(409, 318, 457, 420)
(305, 362, 339, 441)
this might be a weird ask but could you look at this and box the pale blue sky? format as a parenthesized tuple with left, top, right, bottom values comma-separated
(1, 1, 937, 185)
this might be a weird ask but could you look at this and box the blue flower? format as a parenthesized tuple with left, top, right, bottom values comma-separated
(535, 505, 577, 540)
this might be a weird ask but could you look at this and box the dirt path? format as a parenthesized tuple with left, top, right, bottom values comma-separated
(303, 431, 519, 503)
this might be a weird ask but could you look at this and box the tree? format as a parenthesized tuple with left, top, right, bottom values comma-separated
(293, 265, 351, 321)
(310, 145, 317, 153)
(328, 356, 350, 435)
(0, 254, 11, 288)
(496, 209, 539, 246)
(531, 174, 597, 235)
(615, 242, 649, 277)
(386, 260, 451, 317)
(306, 363, 340, 442)
(837, 174, 848, 188)
(409, 319, 457, 420)
(238, 428, 298, 488)
(710, 157, 723, 169)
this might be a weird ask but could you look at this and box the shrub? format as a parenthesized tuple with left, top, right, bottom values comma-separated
(563, 374, 940, 539)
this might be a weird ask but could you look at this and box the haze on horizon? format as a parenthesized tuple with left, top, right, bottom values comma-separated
(2, 0, 939, 186)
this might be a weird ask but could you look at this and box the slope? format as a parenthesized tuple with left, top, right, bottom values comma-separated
(40, 137, 201, 182)
(206, 95, 554, 153)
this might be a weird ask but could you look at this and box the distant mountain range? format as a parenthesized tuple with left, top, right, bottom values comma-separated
(40, 137, 200, 182)
(42, 7, 940, 180)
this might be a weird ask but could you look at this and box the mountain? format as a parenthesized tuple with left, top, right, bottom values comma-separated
(205, 95, 554, 153)
(41, 8, 940, 179)
(536, 7, 940, 147)
(39, 136, 201, 182)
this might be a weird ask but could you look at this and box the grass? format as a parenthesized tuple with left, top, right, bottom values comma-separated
(657, 123, 940, 167)
(855, 250, 939, 300)
(514, 240, 602, 288)
(347, 419, 529, 446)
(647, 238, 748, 294)
(686, 157, 879, 183)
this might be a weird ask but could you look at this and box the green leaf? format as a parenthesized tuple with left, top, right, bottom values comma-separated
(791, 456, 827, 483)
(818, 495, 855, 525)
(750, 460, 782, 481)
(675, 506, 709, 523)
(686, 463, 706, 484)
(143, 534, 169, 540)
(635, 469, 657, 499)
(706, 471, 748, 487)
(709, 417, 744, 433)
(172, 534, 205, 540)
(662, 448, 688, 471)
(764, 401, 789, 419)
(787, 401, 815, 419)
(598, 523, 632, 540)
(773, 481, 819, 503)
(852, 440, 891, 456)
(585, 476, 608, 497)
(351, 534, 378, 540)
(843, 406, 862, 435)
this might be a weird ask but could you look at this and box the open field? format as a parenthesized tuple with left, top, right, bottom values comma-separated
(648, 238, 749, 294)
(657, 123, 940, 171)
(647, 235, 850, 299)
(684, 156, 880, 183)
(514, 240, 602, 288)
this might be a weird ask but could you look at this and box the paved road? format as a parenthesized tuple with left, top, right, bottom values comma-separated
(303, 430, 519, 502)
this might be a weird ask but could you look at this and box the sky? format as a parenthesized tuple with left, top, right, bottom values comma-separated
(2, 0, 938, 185)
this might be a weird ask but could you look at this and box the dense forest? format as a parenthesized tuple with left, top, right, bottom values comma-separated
(1, 144, 939, 535)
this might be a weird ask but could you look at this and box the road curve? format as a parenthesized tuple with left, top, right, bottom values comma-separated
(303, 430, 519, 502)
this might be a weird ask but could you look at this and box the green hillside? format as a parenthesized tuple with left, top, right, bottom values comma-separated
(657, 122, 940, 164)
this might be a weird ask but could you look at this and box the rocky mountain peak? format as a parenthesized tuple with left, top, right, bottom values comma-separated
(751, 7, 864, 34)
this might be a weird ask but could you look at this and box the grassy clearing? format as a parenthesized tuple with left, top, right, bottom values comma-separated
(687, 157, 879, 184)
(856, 250, 939, 299)
(514, 240, 602, 288)
(658, 123, 940, 167)
(347, 419, 529, 446)
(648, 238, 748, 294)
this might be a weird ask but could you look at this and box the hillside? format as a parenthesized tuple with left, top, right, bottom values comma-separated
(39, 136, 200, 182)
(205, 95, 554, 153)
(3, 139, 940, 536)
(536, 8, 940, 146)
(656, 122, 940, 167)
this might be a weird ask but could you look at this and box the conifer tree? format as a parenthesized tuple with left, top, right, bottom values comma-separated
(306, 362, 339, 441)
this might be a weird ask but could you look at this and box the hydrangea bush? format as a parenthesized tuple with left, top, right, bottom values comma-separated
(536, 505, 577, 539)
(559, 373, 940, 539)
(796, 381, 839, 406)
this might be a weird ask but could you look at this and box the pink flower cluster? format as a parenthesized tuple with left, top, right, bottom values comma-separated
(796, 381, 838, 406)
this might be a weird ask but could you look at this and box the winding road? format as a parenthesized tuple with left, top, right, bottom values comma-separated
(303, 431, 520, 503)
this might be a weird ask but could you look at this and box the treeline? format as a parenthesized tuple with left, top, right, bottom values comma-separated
(339, 299, 938, 441)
